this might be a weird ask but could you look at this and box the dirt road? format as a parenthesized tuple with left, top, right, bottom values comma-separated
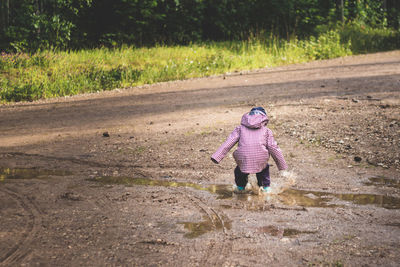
(1, 51, 400, 266)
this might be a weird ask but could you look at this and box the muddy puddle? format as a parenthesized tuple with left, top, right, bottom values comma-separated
(91, 176, 234, 238)
(179, 214, 232, 238)
(92, 176, 400, 210)
(364, 177, 400, 189)
(278, 189, 400, 209)
(257, 225, 317, 237)
(0, 167, 72, 181)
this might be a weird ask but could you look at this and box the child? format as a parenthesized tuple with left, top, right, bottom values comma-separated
(211, 107, 288, 193)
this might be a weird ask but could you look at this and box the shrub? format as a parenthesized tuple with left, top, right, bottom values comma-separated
(340, 22, 400, 53)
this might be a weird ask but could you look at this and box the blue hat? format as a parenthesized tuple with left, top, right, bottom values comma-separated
(249, 107, 266, 116)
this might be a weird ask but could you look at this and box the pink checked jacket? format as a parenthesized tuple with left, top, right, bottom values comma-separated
(211, 112, 288, 173)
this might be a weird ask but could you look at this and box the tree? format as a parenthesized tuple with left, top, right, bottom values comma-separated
(0, 0, 92, 52)
(0, 0, 399, 52)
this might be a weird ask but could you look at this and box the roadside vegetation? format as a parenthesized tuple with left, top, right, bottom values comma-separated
(1, 0, 399, 103)
(2, 25, 399, 103)
(0, 30, 347, 102)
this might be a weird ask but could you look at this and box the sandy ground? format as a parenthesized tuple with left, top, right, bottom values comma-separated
(1, 51, 400, 266)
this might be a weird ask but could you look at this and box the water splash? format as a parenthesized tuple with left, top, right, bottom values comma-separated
(246, 170, 297, 195)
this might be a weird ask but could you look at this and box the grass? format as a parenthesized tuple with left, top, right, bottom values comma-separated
(0, 26, 397, 103)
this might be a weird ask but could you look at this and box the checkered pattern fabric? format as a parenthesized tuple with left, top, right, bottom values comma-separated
(211, 113, 287, 173)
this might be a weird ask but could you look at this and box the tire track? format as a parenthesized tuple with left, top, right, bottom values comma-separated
(0, 187, 42, 266)
(173, 187, 232, 266)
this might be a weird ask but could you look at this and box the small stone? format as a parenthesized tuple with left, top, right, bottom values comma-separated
(352, 98, 359, 103)
(305, 193, 318, 199)
(377, 163, 389, 168)
(60, 192, 82, 201)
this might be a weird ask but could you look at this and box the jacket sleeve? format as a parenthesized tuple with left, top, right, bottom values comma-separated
(211, 126, 240, 163)
(266, 129, 288, 170)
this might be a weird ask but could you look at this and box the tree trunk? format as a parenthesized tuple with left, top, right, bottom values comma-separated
(0, 1, 4, 32)
(36, 0, 41, 36)
(341, 0, 344, 24)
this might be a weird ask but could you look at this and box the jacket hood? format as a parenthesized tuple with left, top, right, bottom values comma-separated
(241, 112, 269, 129)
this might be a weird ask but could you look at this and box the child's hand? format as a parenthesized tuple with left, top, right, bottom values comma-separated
(211, 157, 218, 164)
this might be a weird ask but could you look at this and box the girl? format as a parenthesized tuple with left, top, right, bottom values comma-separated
(211, 107, 288, 193)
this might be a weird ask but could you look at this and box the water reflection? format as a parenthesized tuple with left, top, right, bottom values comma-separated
(178, 214, 232, 238)
(257, 225, 317, 237)
(91, 176, 400, 209)
(0, 167, 72, 181)
(279, 189, 400, 209)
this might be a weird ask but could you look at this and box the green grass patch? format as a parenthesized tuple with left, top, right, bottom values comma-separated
(1, 27, 395, 103)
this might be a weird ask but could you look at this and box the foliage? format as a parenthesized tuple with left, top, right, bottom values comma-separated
(339, 23, 400, 53)
(0, 0, 92, 52)
(301, 30, 352, 60)
(1, 0, 399, 51)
